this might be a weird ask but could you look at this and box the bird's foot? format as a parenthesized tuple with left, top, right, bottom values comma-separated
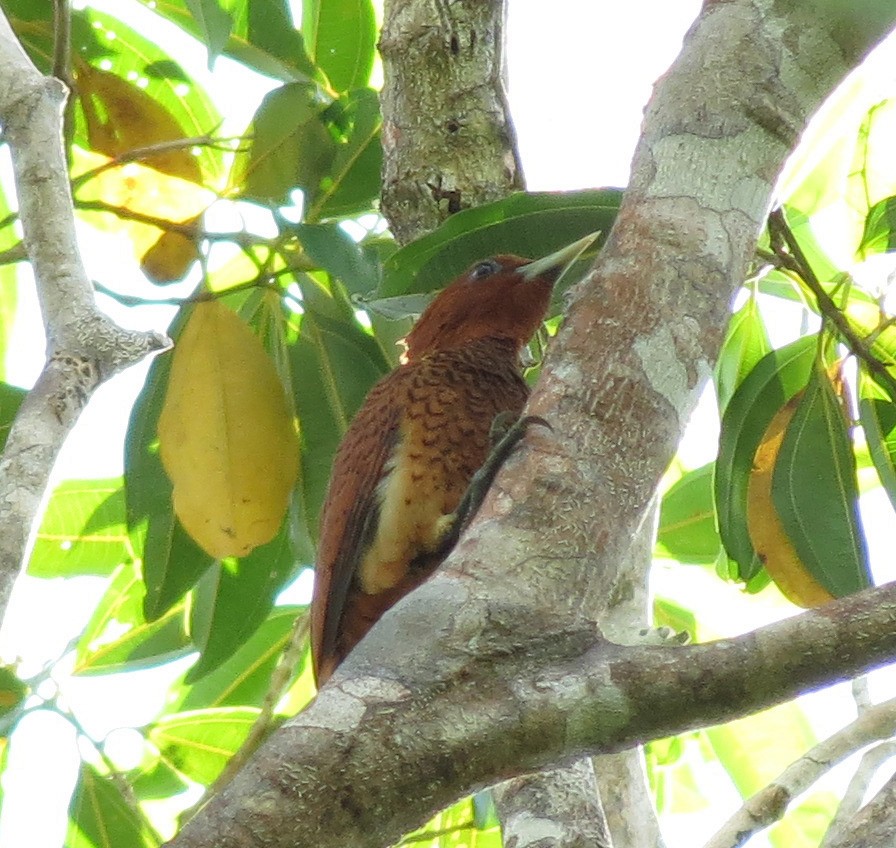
(434, 414, 552, 556)
(635, 626, 691, 647)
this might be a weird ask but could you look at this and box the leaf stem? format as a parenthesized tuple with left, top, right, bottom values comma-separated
(766, 208, 896, 398)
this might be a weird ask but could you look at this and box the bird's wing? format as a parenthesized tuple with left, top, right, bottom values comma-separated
(310, 370, 405, 683)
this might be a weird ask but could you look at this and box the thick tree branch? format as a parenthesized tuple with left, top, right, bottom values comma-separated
(493, 759, 612, 848)
(820, 741, 896, 846)
(169, 1, 896, 846)
(379, 0, 522, 244)
(0, 10, 168, 616)
(172, 581, 896, 848)
(381, 1, 620, 842)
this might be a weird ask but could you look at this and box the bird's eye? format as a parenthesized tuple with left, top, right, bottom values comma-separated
(470, 259, 501, 281)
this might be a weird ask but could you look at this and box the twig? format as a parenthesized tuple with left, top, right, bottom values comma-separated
(0, 7, 169, 619)
(181, 611, 311, 823)
(821, 768, 896, 848)
(58, 700, 161, 840)
(819, 741, 896, 847)
(767, 208, 896, 398)
(703, 695, 896, 848)
(51, 0, 71, 86)
(70, 132, 244, 190)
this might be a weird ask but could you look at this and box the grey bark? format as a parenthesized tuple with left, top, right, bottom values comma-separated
(168, 581, 896, 848)
(822, 770, 896, 848)
(494, 759, 611, 848)
(707, 697, 896, 848)
(381, 1, 634, 842)
(379, 0, 523, 244)
(0, 10, 168, 619)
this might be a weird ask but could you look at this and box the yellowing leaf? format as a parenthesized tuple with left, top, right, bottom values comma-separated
(141, 219, 201, 284)
(74, 148, 213, 262)
(158, 302, 299, 558)
(76, 61, 201, 183)
(747, 395, 834, 608)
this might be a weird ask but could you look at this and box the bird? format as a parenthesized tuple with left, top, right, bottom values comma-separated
(310, 235, 594, 686)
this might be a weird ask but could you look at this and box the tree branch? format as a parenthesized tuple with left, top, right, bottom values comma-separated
(379, 0, 522, 243)
(705, 695, 896, 848)
(170, 580, 896, 848)
(0, 9, 169, 616)
(767, 208, 896, 397)
(822, 768, 896, 848)
(820, 741, 896, 847)
(493, 759, 611, 848)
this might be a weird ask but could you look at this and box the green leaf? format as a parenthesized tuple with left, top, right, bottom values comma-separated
(379, 190, 620, 299)
(75, 562, 192, 674)
(656, 464, 722, 564)
(232, 82, 336, 205)
(770, 793, 839, 848)
(0, 224, 20, 381)
(289, 299, 389, 542)
(140, 0, 318, 83)
(859, 369, 896, 512)
(849, 100, 896, 259)
(714, 335, 818, 579)
(176, 606, 306, 710)
(400, 797, 501, 848)
(293, 221, 380, 294)
(129, 759, 189, 802)
(184, 0, 233, 66)
(363, 293, 432, 321)
(0, 381, 25, 452)
(186, 519, 298, 681)
(772, 363, 871, 597)
(150, 707, 259, 784)
(0, 665, 28, 719)
(6, 0, 105, 74)
(859, 195, 896, 256)
(715, 294, 772, 413)
(705, 703, 816, 798)
(67, 763, 160, 848)
(302, 0, 376, 92)
(125, 306, 215, 621)
(29, 479, 130, 578)
(308, 88, 382, 220)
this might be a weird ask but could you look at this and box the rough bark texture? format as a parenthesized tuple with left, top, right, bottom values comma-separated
(166, 2, 896, 846)
(593, 501, 667, 848)
(493, 759, 611, 848)
(379, 0, 522, 244)
(169, 583, 896, 848)
(0, 10, 168, 618)
(822, 770, 896, 848)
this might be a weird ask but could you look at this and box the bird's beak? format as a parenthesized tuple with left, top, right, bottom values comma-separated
(518, 231, 601, 281)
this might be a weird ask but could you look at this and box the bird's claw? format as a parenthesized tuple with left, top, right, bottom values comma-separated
(436, 413, 550, 554)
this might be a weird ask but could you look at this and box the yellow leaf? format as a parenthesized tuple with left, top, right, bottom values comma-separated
(73, 148, 213, 263)
(158, 302, 299, 558)
(747, 395, 834, 608)
(141, 219, 201, 284)
(76, 61, 201, 183)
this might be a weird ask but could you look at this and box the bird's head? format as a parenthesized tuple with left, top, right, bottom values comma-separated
(402, 234, 596, 361)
